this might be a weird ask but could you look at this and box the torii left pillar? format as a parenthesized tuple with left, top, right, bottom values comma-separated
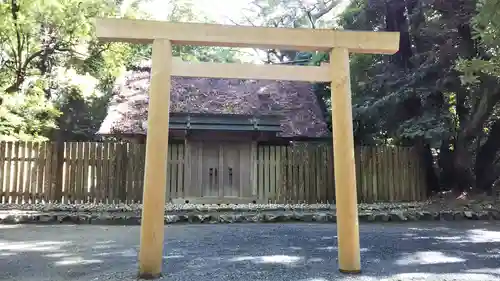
(138, 39, 172, 279)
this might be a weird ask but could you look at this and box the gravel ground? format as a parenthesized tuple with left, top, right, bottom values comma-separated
(1, 222, 500, 281)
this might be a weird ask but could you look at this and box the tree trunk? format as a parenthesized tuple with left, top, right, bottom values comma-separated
(452, 136, 474, 192)
(475, 119, 500, 193)
(415, 138, 439, 196)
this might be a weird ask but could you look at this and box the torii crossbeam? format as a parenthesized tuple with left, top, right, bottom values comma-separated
(95, 18, 400, 279)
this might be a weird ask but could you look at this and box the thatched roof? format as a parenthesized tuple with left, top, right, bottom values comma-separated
(98, 61, 330, 137)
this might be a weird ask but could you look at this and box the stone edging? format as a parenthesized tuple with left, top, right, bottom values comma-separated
(0, 202, 432, 213)
(1, 209, 499, 225)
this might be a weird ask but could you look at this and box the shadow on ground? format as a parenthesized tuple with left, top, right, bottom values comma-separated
(0, 221, 499, 281)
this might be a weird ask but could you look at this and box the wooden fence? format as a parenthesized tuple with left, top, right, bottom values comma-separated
(0, 141, 427, 204)
(256, 143, 426, 203)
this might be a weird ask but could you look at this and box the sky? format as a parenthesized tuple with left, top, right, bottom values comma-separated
(139, 0, 350, 24)
(134, 0, 351, 62)
(140, 0, 255, 23)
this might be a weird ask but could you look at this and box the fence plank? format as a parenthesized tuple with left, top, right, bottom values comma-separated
(19, 142, 27, 203)
(12, 142, 20, 203)
(5, 142, 13, 202)
(95, 143, 103, 203)
(0, 142, 5, 202)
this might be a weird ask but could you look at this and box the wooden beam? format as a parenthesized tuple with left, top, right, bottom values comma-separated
(138, 39, 172, 279)
(330, 48, 361, 274)
(171, 59, 331, 82)
(95, 18, 400, 54)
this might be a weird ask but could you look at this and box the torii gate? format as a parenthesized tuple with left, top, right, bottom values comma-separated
(95, 18, 399, 279)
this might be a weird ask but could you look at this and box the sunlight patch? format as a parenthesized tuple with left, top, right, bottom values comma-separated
(55, 257, 102, 266)
(44, 253, 73, 258)
(395, 251, 465, 265)
(0, 225, 22, 229)
(0, 240, 70, 252)
(465, 229, 500, 243)
(316, 246, 337, 251)
(229, 255, 302, 264)
(163, 255, 184, 259)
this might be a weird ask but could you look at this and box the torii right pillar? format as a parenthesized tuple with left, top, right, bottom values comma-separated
(330, 47, 361, 273)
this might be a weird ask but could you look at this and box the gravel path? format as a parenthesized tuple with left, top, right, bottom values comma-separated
(1, 222, 500, 281)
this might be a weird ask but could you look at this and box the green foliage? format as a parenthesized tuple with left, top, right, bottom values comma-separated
(0, 85, 60, 141)
(0, 0, 244, 142)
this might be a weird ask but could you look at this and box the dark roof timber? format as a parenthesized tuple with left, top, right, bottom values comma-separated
(98, 61, 330, 138)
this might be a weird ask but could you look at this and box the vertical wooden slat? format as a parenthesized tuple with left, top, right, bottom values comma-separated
(62, 143, 69, 203)
(18, 142, 27, 203)
(308, 145, 317, 202)
(395, 147, 403, 201)
(411, 147, 418, 201)
(292, 146, 299, 203)
(273, 145, 281, 202)
(399, 147, 407, 201)
(177, 144, 185, 200)
(36, 142, 45, 202)
(0, 142, 5, 203)
(43, 142, 52, 202)
(110, 142, 118, 203)
(89, 142, 96, 203)
(82, 142, 90, 203)
(125, 143, 133, 203)
(354, 146, 361, 202)
(328, 145, 335, 203)
(63, 142, 69, 203)
(170, 144, 178, 199)
(12, 142, 20, 203)
(129, 143, 136, 202)
(321, 146, 328, 203)
(75, 142, 83, 203)
(25, 142, 33, 202)
(392, 147, 399, 201)
(305, 146, 313, 203)
(278, 145, 286, 202)
(116, 143, 124, 203)
(286, 146, 292, 203)
(102, 142, 109, 203)
(51, 141, 63, 203)
(418, 150, 426, 201)
(314, 146, 322, 203)
(183, 141, 191, 199)
(381, 147, 388, 201)
(297, 146, 304, 203)
(31, 142, 40, 202)
(388, 147, 395, 202)
(381, 146, 388, 201)
(361, 147, 369, 203)
(267, 146, 275, 202)
(359, 147, 367, 203)
(257, 146, 263, 200)
(410, 147, 416, 201)
(264, 146, 271, 202)
(4, 142, 13, 203)
(68, 142, 77, 203)
(369, 147, 377, 202)
(134, 144, 143, 202)
(121, 143, 129, 202)
(95, 143, 103, 203)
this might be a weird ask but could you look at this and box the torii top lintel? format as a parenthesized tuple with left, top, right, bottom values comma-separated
(95, 18, 400, 55)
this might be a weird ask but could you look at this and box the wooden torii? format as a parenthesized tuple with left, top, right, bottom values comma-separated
(95, 18, 399, 279)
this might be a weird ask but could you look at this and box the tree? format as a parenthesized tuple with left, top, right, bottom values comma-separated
(331, 0, 500, 194)
(0, 0, 246, 142)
